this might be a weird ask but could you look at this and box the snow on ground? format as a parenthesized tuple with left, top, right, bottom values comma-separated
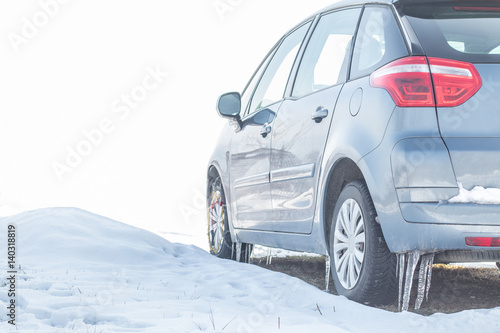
(157, 226, 322, 259)
(0, 208, 499, 333)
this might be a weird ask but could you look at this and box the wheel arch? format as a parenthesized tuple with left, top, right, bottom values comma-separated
(207, 163, 222, 195)
(207, 157, 230, 202)
(207, 162, 237, 242)
(322, 158, 365, 251)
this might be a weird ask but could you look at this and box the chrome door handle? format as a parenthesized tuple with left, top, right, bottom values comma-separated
(311, 106, 329, 123)
(260, 123, 272, 138)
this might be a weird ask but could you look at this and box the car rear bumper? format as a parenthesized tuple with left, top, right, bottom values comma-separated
(400, 202, 500, 226)
(380, 219, 500, 253)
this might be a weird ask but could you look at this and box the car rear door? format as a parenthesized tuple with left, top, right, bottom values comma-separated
(270, 8, 362, 234)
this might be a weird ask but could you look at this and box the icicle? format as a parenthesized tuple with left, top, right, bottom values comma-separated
(414, 253, 436, 309)
(243, 245, 250, 263)
(415, 256, 428, 310)
(401, 251, 421, 312)
(396, 253, 399, 277)
(397, 254, 405, 312)
(396, 251, 435, 312)
(266, 248, 273, 265)
(325, 255, 331, 291)
(235, 242, 242, 262)
(415, 254, 429, 309)
(425, 254, 435, 301)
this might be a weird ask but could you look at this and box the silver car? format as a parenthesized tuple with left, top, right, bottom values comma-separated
(207, 0, 500, 305)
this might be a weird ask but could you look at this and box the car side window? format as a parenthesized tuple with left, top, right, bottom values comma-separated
(240, 50, 277, 118)
(248, 22, 311, 115)
(292, 8, 362, 98)
(350, 6, 408, 80)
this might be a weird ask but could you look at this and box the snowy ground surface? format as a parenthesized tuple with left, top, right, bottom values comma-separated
(1, 208, 500, 333)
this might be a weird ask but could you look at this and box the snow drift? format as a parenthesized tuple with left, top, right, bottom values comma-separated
(0, 208, 499, 332)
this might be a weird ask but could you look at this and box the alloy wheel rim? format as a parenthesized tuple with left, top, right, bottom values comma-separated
(208, 190, 225, 254)
(333, 198, 366, 290)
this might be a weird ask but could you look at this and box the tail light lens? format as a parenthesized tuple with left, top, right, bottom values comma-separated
(370, 56, 482, 107)
(370, 57, 434, 107)
(428, 57, 482, 107)
(466, 237, 500, 247)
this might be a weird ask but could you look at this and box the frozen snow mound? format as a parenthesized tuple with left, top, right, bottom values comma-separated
(2, 207, 187, 268)
(1, 208, 499, 333)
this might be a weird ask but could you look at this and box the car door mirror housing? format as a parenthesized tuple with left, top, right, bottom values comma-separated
(216, 92, 242, 119)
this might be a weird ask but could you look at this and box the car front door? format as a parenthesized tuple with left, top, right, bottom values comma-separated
(270, 8, 362, 233)
(229, 22, 312, 231)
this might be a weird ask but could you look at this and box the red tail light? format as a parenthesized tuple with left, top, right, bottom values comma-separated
(465, 237, 500, 247)
(454, 6, 500, 11)
(370, 56, 482, 107)
(370, 57, 434, 107)
(454, 0, 500, 11)
(428, 57, 482, 107)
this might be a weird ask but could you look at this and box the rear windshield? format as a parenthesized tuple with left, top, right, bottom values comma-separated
(401, 2, 500, 62)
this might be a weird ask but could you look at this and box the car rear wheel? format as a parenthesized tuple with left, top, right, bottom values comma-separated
(207, 174, 253, 262)
(329, 180, 397, 305)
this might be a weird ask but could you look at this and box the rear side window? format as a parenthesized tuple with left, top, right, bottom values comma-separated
(292, 8, 362, 98)
(350, 6, 408, 79)
(402, 3, 500, 62)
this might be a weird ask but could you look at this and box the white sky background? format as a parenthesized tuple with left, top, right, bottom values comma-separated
(0, 0, 336, 245)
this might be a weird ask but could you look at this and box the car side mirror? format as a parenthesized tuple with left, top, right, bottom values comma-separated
(216, 92, 241, 120)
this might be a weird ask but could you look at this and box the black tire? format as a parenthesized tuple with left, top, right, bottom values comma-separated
(329, 180, 397, 305)
(207, 175, 253, 263)
(497, 262, 500, 270)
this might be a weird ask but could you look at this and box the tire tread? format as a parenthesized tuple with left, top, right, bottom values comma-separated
(330, 180, 398, 305)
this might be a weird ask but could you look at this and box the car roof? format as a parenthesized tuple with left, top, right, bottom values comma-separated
(311, 0, 457, 17)
(283, 0, 455, 45)
(281, 0, 395, 43)
(311, 0, 394, 17)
